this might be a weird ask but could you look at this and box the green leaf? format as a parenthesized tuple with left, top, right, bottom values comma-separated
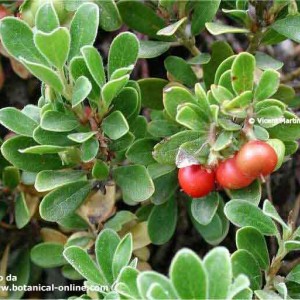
(191, 0, 221, 35)
(204, 247, 232, 299)
(70, 56, 100, 102)
(91, 160, 109, 180)
(188, 53, 211, 65)
(137, 272, 178, 299)
(96, 229, 120, 285)
(104, 211, 136, 231)
(170, 248, 207, 299)
(41, 111, 79, 132)
(110, 132, 135, 152)
(138, 78, 168, 110)
(191, 192, 219, 225)
(112, 233, 132, 279)
(228, 180, 261, 206)
(223, 91, 252, 109)
(255, 52, 283, 70)
(63, 246, 106, 284)
(35, 170, 86, 192)
(267, 139, 285, 170)
(61, 265, 83, 281)
(31, 242, 66, 268)
(81, 137, 99, 162)
(157, 17, 187, 36)
(94, 0, 122, 31)
(285, 241, 300, 252)
(3, 166, 20, 190)
(211, 85, 234, 103)
(152, 171, 177, 205)
(58, 213, 89, 230)
(115, 266, 140, 299)
(148, 120, 180, 138)
(0, 107, 37, 137)
(176, 103, 209, 132)
(287, 265, 300, 284)
(164, 56, 198, 87)
(34, 28, 70, 69)
(15, 193, 30, 229)
(108, 32, 139, 78)
(254, 69, 280, 101)
(231, 249, 262, 290)
(126, 138, 156, 166)
(227, 274, 250, 300)
(139, 41, 171, 59)
(19, 145, 68, 154)
(255, 290, 282, 300)
(102, 111, 129, 140)
(118, 1, 170, 41)
(148, 195, 177, 245)
(236, 227, 269, 270)
(33, 126, 77, 147)
(262, 200, 290, 232)
(0, 17, 47, 64)
(1, 136, 62, 172)
(203, 41, 234, 88)
(268, 112, 300, 141)
(224, 200, 278, 236)
(164, 86, 196, 120)
(233, 288, 253, 300)
(231, 53, 255, 94)
(130, 116, 147, 139)
(113, 165, 154, 202)
(81, 46, 106, 88)
(147, 163, 175, 180)
(272, 15, 300, 43)
(20, 58, 64, 93)
(8, 249, 30, 299)
(72, 76, 92, 107)
(40, 181, 91, 222)
(153, 131, 203, 165)
(68, 3, 99, 60)
(102, 75, 129, 109)
(35, 2, 59, 33)
(113, 87, 139, 121)
(68, 131, 97, 143)
(215, 55, 236, 83)
(206, 22, 249, 35)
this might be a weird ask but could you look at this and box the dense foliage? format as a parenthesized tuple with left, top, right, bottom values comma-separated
(0, 0, 300, 299)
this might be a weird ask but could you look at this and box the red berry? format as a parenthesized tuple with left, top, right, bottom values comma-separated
(216, 156, 254, 190)
(178, 165, 215, 198)
(236, 140, 278, 177)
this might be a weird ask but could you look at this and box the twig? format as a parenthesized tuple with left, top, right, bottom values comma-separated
(281, 66, 300, 83)
(266, 176, 273, 202)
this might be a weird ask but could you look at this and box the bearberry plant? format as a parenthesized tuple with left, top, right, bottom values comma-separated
(0, 0, 300, 299)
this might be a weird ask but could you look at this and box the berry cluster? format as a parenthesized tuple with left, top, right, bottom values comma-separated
(178, 140, 278, 198)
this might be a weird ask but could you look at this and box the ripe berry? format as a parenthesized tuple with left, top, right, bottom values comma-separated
(216, 156, 254, 190)
(236, 140, 278, 177)
(178, 165, 215, 198)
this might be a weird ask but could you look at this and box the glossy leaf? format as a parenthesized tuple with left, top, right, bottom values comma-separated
(41, 111, 79, 132)
(102, 111, 129, 140)
(224, 200, 278, 236)
(254, 69, 280, 101)
(40, 181, 91, 222)
(34, 28, 70, 69)
(170, 248, 207, 299)
(231, 53, 255, 95)
(204, 247, 232, 299)
(113, 165, 154, 202)
(31, 242, 66, 268)
(20, 58, 64, 93)
(35, 170, 86, 192)
(191, 0, 221, 35)
(231, 249, 262, 290)
(0, 17, 47, 64)
(63, 246, 106, 284)
(81, 46, 106, 87)
(206, 22, 249, 35)
(0, 107, 37, 137)
(236, 227, 269, 270)
(68, 3, 99, 60)
(1, 136, 62, 172)
(108, 32, 139, 78)
(148, 195, 177, 245)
